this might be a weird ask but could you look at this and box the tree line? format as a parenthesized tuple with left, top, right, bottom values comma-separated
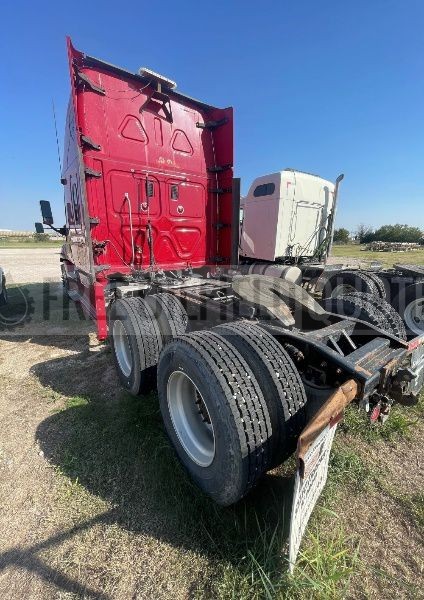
(333, 224, 424, 245)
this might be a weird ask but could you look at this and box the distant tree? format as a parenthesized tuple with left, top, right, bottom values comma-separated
(373, 224, 423, 243)
(362, 231, 375, 244)
(356, 223, 374, 244)
(333, 228, 350, 244)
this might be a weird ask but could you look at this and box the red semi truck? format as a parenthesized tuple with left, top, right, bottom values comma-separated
(37, 40, 423, 532)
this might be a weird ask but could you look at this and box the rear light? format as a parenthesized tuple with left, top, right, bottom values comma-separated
(370, 404, 381, 422)
(329, 411, 344, 428)
(407, 335, 424, 352)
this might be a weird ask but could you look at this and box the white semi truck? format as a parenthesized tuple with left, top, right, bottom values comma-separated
(239, 169, 424, 336)
(240, 169, 342, 265)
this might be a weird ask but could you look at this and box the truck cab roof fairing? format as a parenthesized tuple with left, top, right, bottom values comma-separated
(64, 37, 234, 274)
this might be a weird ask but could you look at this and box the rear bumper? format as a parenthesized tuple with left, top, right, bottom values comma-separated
(263, 323, 424, 402)
(332, 334, 424, 400)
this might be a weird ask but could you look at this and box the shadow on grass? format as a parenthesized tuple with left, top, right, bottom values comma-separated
(0, 282, 92, 351)
(29, 350, 295, 596)
(0, 510, 115, 600)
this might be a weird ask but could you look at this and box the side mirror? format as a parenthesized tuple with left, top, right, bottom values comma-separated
(40, 200, 54, 225)
(34, 222, 45, 234)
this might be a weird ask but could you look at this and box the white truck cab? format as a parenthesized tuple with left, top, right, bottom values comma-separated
(240, 169, 339, 263)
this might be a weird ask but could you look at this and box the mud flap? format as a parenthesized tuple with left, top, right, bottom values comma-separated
(288, 379, 358, 573)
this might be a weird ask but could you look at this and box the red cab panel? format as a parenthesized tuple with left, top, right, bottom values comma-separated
(62, 38, 234, 275)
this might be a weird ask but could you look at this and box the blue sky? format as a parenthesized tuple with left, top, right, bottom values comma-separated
(1, 0, 423, 232)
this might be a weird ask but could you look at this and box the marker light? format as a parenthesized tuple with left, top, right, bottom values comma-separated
(138, 67, 177, 90)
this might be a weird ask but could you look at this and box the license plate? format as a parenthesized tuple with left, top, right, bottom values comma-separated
(288, 423, 337, 573)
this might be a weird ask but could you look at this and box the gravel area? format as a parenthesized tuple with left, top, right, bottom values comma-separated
(0, 248, 62, 284)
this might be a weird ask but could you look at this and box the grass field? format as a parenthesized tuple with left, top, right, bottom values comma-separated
(0, 239, 62, 249)
(0, 266, 423, 599)
(3, 238, 424, 265)
(332, 243, 424, 267)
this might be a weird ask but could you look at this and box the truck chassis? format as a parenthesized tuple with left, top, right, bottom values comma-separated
(36, 40, 424, 531)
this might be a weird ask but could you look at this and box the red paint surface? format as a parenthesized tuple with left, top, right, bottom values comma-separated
(63, 38, 234, 277)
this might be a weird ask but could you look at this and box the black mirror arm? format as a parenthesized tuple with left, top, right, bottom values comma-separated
(49, 224, 68, 237)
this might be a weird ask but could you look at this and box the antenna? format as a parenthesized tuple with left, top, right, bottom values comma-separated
(51, 99, 62, 175)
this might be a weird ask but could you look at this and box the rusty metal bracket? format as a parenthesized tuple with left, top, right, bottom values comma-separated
(209, 187, 233, 195)
(213, 222, 231, 229)
(75, 69, 106, 95)
(297, 379, 359, 477)
(81, 134, 101, 151)
(196, 118, 228, 129)
(84, 167, 102, 178)
(207, 164, 233, 173)
(139, 89, 173, 122)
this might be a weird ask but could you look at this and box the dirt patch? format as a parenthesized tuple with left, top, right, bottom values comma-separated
(0, 249, 423, 599)
(332, 429, 424, 599)
(0, 248, 61, 284)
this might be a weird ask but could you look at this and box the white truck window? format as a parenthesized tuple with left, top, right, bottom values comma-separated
(253, 182, 275, 197)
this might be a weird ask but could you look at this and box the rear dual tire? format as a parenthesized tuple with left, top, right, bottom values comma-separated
(323, 292, 407, 340)
(322, 270, 386, 299)
(214, 321, 307, 468)
(110, 297, 162, 395)
(110, 298, 308, 505)
(109, 293, 188, 395)
(158, 330, 273, 505)
(158, 324, 308, 505)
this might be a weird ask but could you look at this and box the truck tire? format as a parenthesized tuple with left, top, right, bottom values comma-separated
(323, 293, 406, 340)
(109, 297, 162, 396)
(322, 270, 378, 299)
(0, 274, 7, 306)
(214, 321, 307, 468)
(362, 272, 386, 299)
(343, 292, 406, 340)
(145, 293, 188, 343)
(157, 330, 272, 505)
(393, 282, 424, 336)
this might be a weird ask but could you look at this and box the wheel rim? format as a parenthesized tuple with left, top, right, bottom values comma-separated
(403, 298, 424, 335)
(330, 283, 357, 298)
(167, 371, 215, 467)
(113, 320, 133, 377)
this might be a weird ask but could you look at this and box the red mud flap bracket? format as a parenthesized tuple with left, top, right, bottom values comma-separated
(288, 379, 358, 573)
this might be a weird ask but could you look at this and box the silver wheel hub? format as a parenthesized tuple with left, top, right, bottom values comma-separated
(113, 319, 133, 377)
(403, 298, 424, 334)
(167, 371, 215, 467)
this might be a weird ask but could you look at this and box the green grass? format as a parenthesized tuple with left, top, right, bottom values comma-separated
(327, 447, 373, 491)
(405, 492, 424, 527)
(37, 385, 423, 599)
(32, 348, 423, 600)
(39, 389, 362, 600)
(64, 396, 89, 410)
(331, 243, 424, 267)
(340, 395, 424, 443)
(0, 239, 62, 249)
(208, 520, 360, 600)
